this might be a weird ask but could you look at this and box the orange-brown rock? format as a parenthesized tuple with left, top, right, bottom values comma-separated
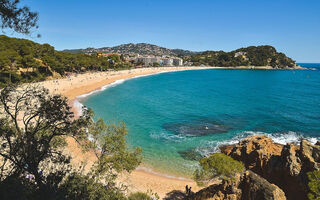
(221, 136, 283, 175)
(190, 170, 286, 200)
(220, 135, 320, 200)
(241, 171, 286, 200)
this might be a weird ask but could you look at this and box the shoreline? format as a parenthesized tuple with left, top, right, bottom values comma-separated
(40, 66, 215, 101)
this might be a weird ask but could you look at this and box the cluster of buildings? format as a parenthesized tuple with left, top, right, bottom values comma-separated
(95, 52, 185, 67)
(135, 56, 183, 66)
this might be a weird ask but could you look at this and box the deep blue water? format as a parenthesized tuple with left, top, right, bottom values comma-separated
(80, 63, 320, 177)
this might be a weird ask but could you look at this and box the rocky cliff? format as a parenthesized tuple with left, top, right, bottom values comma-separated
(220, 135, 320, 200)
(190, 170, 286, 200)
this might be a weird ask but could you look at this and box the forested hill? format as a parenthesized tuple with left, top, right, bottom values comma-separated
(185, 45, 298, 68)
(0, 35, 299, 87)
(64, 43, 197, 56)
(0, 35, 128, 87)
(66, 43, 298, 69)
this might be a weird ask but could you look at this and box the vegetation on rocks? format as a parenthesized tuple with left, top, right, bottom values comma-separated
(307, 170, 320, 200)
(194, 153, 244, 185)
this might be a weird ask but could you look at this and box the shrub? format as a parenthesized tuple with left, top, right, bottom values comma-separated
(128, 192, 152, 200)
(307, 170, 320, 200)
(194, 153, 244, 185)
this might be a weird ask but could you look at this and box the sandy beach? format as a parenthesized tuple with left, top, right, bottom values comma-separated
(39, 66, 215, 198)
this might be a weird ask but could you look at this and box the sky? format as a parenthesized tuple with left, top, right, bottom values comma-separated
(6, 0, 320, 62)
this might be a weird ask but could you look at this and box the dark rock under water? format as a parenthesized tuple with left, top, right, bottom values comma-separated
(178, 148, 203, 161)
(163, 121, 232, 137)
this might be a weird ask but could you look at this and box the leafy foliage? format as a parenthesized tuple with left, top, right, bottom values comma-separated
(186, 45, 296, 68)
(0, 0, 38, 34)
(194, 153, 244, 185)
(128, 192, 153, 200)
(60, 173, 127, 200)
(0, 85, 142, 199)
(307, 170, 320, 200)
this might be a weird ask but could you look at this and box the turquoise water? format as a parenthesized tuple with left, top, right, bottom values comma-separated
(80, 63, 320, 177)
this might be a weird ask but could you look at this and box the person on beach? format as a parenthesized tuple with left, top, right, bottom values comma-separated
(185, 185, 192, 196)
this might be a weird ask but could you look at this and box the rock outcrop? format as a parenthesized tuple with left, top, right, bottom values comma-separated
(220, 135, 320, 200)
(190, 170, 286, 200)
(240, 171, 286, 200)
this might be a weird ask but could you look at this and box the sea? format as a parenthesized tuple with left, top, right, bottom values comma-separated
(78, 63, 320, 177)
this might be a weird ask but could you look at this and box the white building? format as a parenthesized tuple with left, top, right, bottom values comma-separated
(162, 58, 173, 66)
(173, 58, 183, 66)
(136, 56, 183, 66)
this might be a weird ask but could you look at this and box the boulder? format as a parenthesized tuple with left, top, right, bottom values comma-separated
(190, 171, 286, 200)
(300, 139, 320, 171)
(221, 136, 283, 175)
(241, 171, 286, 200)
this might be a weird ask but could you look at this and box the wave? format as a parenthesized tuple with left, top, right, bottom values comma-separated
(196, 131, 319, 157)
(149, 131, 187, 142)
(73, 99, 84, 116)
(238, 131, 319, 145)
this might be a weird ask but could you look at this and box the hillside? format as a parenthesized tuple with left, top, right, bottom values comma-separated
(186, 45, 298, 68)
(0, 35, 129, 87)
(64, 43, 197, 56)
(0, 35, 301, 87)
(65, 44, 299, 69)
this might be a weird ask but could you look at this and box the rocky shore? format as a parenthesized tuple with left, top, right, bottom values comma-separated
(190, 135, 320, 200)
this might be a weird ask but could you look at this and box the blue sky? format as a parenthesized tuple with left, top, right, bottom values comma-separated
(7, 0, 320, 62)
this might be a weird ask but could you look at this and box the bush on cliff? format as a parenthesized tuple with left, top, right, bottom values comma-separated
(307, 170, 320, 200)
(128, 192, 153, 200)
(194, 153, 244, 185)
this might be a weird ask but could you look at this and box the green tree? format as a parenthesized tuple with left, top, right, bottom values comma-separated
(0, 85, 142, 199)
(60, 173, 127, 200)
(194, 153, 244, 185)
(0, 0, 38, 35)
(107, 54, 121, 63)
(0, 35, 135, 87)
(307, 170, 320, 200)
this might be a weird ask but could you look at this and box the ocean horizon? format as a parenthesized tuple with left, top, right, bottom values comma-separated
(79, 63, 320, 177)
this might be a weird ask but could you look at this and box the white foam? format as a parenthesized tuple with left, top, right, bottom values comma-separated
(239, 131, 319, 145)
(149, 131, 186, 142)
(196, 131, 319, 157)
(77, 79, 126, 99)
(73, 99, 84, 116)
